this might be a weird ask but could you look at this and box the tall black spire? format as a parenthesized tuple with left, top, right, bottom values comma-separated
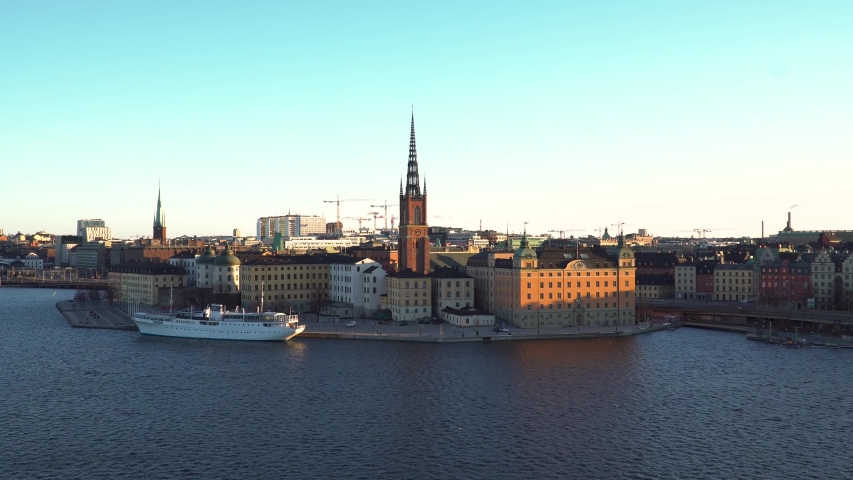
(406, 109, 421, 197)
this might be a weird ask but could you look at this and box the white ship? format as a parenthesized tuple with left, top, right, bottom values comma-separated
(133, 304, 305, 341)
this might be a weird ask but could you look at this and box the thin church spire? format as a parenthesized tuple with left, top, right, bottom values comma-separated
(405, 109, 421, 197)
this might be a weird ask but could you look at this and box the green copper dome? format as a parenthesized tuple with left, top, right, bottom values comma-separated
(196, 246, 217, 265)
(513, 230, 536, 261)
(213, 246, 241, 267)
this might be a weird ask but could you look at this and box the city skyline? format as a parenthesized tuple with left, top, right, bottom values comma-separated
(2, 1, 851, 238)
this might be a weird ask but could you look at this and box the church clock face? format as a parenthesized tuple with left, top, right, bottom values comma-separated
(413, 228, 422, 236)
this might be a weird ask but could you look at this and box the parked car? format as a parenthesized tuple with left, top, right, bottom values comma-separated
(430, 318, 442, 324)
(399, 321, 410, 326)
(345, 320, 357, 328)
(493, 326, 509, 333)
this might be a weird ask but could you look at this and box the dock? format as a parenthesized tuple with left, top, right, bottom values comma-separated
(56, 301, 138, 330)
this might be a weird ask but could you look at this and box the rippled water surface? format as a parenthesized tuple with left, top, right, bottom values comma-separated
(2, 288, 853, 479)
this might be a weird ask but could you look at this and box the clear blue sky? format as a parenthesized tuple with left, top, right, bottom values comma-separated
(1, 1, 851, 239)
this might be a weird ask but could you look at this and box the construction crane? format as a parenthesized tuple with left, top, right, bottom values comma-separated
(611, 222, 630, 236)
(323, 196, 374, 235)
(676, 228, 724, 239)
(370, 201, 399, 231)
(367, 212, 384, 231)
(548, 229, 584, 239)
(343, 216, 371, 233)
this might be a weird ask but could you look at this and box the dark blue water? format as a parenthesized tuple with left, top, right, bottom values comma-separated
(2, 288, 852, 479)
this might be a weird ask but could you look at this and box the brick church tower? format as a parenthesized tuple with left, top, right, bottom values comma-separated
(398, 112, 431, 274)
(152, 183, 167, 244)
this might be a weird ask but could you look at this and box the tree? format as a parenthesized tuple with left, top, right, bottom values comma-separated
(87, 288, 105, 304)
(212, 283, 230, 305)
(184, 288, 215, 310)
(309, 285, 331, 313)
(103, 283, 121, 306)
(73, 290, 89, 303)
(266, 299, 297, 314)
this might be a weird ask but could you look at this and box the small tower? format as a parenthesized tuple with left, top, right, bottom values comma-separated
(512, 226, 538, 269)
(153, 182, 167, 244)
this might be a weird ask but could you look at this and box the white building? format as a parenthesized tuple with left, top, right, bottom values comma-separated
(23, 253, 43, 271)
(257, 215, 326, 241)
(329, 258, 387, 318)
(441, 306, 495, 328)
(77, 219, 112, 242)
(445, 230, 489, 249)
(211, 247, 241, 293)
(55, 235, 80, 267)
(283, 236, 365, 253)
(80, 226, 112, 243)
(361, 264, 387, 316)
(169, 251, 199, 286)
(195, 246, 218, 288)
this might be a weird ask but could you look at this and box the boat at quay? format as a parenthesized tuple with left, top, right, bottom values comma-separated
(133, 303, 305, 341)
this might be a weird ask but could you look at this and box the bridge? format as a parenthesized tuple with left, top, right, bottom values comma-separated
(639, 299, 853, 336)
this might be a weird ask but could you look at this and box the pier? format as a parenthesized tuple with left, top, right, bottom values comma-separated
(56, 301, 137, 330)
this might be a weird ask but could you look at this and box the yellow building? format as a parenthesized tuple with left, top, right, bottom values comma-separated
(239, 255, 335, 313)
(492, 234, 636, 328)
(714, 264, 754, 301)
(466, 250, 514, 313)
(385, 270, 432, 322)
(635, 274, 674, 299)
(429, 267, 474, 314)
(109, 261, 187, 306)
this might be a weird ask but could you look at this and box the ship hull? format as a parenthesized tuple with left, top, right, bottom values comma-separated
(134, 316, 305, 341)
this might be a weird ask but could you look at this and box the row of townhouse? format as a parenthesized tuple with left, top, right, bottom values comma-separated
(673, 248, 853, 310)
(675, 259, 754, 302)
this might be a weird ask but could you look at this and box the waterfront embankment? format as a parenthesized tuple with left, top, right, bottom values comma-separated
(298, 318, 675, 343)
(53, 301, 677, 342)
(682, 322, 754, 334)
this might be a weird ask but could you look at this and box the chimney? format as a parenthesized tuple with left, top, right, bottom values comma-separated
(787, 212, 792, 230)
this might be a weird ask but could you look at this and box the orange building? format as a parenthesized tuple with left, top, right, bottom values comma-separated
(492, 234, 636, 328)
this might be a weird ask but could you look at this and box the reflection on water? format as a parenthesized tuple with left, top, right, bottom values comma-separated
(1, 288, 852, 480)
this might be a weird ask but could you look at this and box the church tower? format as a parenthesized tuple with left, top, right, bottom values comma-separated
(398, 111, 431, 274)
(153, 182, 167, 244)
